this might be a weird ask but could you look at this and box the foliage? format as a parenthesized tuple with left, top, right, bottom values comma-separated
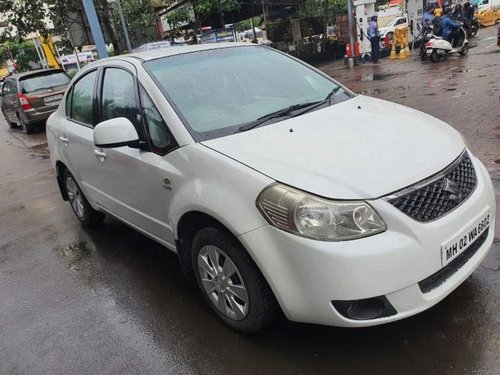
(299, 0, 348, 19)
(166, 8, 191, 37)
(116, 0, 158, 46)
(0, 41, 39, 72)
(236, 16, 263, 32)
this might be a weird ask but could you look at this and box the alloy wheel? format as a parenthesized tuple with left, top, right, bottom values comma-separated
(65, 177, 85, 219)
(197, 245, 249, 320)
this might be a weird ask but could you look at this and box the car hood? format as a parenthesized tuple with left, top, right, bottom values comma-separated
(202, 95, 465, 199)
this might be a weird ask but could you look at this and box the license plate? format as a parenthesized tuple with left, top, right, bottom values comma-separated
(441, 209, 490, 267)
(44, 94, 63, 103)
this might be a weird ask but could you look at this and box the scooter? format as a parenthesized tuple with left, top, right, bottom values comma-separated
(424, 26, 469, 63)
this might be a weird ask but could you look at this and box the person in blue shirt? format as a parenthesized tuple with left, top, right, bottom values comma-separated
(440, 7, 462, 43)
(368, 15, 380, 63)
(422, 7, 435, 28)
(420, 7, 435, 59)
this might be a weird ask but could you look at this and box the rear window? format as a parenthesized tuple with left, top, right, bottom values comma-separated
(20, 71, 70, 93)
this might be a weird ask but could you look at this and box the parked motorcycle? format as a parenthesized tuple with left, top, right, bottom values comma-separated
(464, 17, 479, 38)
(424, 26, 469, 63)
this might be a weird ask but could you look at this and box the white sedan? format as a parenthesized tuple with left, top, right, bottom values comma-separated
(379, 15, 408, 43)
(47, 43, 495, 332)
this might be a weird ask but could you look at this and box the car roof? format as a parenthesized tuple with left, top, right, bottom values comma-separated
(8, 68, 65, 80)
(101, 42, 256, 63)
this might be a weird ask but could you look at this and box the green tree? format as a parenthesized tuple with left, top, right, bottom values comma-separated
(113, 0, 158, 48)
(0, 41, 39, 72)
(164, 0, 240, 43)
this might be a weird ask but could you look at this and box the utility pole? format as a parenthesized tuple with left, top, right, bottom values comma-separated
(115, 0, 132, 52)
(81, 0, 109, 58)
(261, 0, 268, 40)
(347, 0, 355, 68)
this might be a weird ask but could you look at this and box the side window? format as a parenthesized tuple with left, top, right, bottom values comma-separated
(139, 86, 177, 155)
(101, 68, 139, 128)
(70, 70, 97, 125)
(3, 80, 15, 95)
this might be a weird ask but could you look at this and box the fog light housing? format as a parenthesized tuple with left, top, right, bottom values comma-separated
(332, 296, 397, 320)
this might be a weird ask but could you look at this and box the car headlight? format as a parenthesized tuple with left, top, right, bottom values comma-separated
(256, 184, 386, 241)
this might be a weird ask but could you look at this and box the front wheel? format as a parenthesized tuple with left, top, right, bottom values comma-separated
(63, 169, 105, 227)
(191, 227, 280, 333)
(459, 43, 469, 56)
(470, 22, 479, 38)
(430, 50, 440, 63)
(2, 111, 17, 129)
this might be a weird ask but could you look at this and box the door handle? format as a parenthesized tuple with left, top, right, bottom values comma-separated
(59, 135, 69, 144)
(93, 149, 107, 161)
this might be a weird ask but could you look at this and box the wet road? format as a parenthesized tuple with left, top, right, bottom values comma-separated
(1, 27, 499, 374)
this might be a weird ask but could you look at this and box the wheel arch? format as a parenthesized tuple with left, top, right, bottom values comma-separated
(55, 160, 69, 201)
(175, 210, 235, 279)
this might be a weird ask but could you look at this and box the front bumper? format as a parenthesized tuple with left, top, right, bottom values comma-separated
(238, 154, 496, 327)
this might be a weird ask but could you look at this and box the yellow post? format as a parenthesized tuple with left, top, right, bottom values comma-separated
(398, 27, 409, 59)
(390, 29, 399, 59)
(40, 35, 61, 69)
(389, 38, 397, 59)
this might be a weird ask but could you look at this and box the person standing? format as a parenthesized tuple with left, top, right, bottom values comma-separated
(368, 15, 380, 63)
(421, 7, 435, 59)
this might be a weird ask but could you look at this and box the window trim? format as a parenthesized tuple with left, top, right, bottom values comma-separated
(65, 68, 99, 129)
(97, 65, 149, 143)
(138, 84, 179, 156)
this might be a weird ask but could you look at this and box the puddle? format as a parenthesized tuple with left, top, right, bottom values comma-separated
(450, 66, 470, 73)
(361, 88, 382, 95)
(59, 241, 91, 271)
(356, 73, 396, 81)
(425, 93, 438, 96)
(494, 159, 500, 164)
(445, 88, 457, 91)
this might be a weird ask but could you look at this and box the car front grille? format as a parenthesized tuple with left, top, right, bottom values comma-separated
(385, 151, 477, 222)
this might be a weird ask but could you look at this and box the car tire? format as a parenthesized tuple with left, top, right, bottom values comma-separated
(430, 50, 440, 63)
(2, 111, 17, 129)
(17, 114, 34, 134)
(191, 227, 280, 333)
(63, 169, 105, 227)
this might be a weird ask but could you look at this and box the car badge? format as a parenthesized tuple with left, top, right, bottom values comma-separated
(442, 178, 462, 203)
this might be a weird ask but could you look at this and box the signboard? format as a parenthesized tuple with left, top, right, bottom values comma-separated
(200, 28, 236, 44)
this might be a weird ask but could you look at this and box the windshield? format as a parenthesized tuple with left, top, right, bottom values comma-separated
(385, 18, 402, 27)
(20, 71, 70, 93)
(144, 46, 352, 141)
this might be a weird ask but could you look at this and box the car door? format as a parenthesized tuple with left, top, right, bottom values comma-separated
(93, 63, 179, 246)
(2, 79, 17, 122)
(58, 69, 107, 207)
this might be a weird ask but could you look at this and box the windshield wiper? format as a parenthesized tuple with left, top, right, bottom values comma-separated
(237, 85, 342, 133)
(238, 101, 322, 132)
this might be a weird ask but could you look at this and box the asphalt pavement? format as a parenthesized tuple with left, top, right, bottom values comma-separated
(0, 25, 499, 374)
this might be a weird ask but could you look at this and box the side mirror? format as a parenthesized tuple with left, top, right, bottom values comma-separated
(94, 117, 139, 148)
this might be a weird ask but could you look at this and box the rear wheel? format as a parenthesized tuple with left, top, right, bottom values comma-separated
(430, 50, 440, 63)
(18, 114, 34, 134)
(459, 43, 469, 56)
(191, 227, 280, 333)
(63, 169, 105, 227)
(2, 111, 17, 129)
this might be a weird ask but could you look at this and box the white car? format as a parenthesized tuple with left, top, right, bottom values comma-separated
(47, 44, 496, 332)
(379, 16, 408, 42)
